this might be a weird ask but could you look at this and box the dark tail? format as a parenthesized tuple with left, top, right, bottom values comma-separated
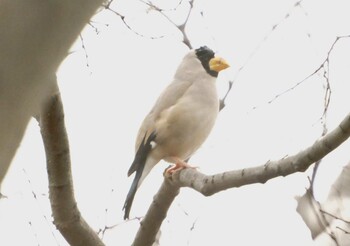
(123, 131, 156, 220)
(123, 168, 143, 220)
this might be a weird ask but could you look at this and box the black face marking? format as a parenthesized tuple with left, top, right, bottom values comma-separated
(195, 46, 218, 78)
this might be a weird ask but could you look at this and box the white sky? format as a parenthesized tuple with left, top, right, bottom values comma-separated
(1, 0, 350, 245)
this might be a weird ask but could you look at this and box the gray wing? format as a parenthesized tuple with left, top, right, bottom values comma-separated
(134, 78, 192, 150)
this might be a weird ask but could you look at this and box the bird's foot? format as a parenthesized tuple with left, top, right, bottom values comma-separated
(165, 158, 197, 175)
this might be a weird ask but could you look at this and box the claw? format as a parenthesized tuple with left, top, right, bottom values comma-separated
(165, 157, 197, 175)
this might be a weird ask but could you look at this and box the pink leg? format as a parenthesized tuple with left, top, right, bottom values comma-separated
(165, 157, 196, 174)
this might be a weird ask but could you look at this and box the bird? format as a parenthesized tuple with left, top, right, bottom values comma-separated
(123, 46, 229, 220)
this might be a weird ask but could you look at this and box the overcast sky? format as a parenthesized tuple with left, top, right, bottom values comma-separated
(1, 0, 350, 245)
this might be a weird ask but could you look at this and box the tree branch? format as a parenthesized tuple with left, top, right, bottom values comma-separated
(134, 112, 350, 245)
(265, 34, 350, 106)
(0, 0, 105, 188)
(132, 179, 180, 246)
(39, 78, 104, 246)
(171, 112, 350, 195)
(219, 80, 233, 111)
(139, 0, 194, 49)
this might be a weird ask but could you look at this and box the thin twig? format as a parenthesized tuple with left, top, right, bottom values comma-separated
(309, 68, 331, 193)
(233, 0, 305, 85)
(104, 2, 165, 39)
(263, 34, 350, 107)
(320, 209, 350, 224)
(219, 80, 233, 111)
(22, 169, 60, 245)
(335, 226, 350, 235)
(79, 35, 91, 73)
(139, 0, 194, 48)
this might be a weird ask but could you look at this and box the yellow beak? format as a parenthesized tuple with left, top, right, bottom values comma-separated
(209, 57, 230, 72)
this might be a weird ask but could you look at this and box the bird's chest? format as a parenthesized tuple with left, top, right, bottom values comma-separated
(155, 85, 219, 159)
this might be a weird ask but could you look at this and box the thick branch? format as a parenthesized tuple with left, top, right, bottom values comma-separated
(132, 180, 180, 246)
(39, 80, 104, 246)
(0, 0, 104, 187)
(135, 112, 350, 245)
(170, 112, 350, 195)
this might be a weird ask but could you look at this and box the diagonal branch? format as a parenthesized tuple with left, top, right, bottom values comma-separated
(134, 112, 350, 245)
(39, 77, 104, 246)
(132, 180, 179, 246)
(171, 112, 350, 195)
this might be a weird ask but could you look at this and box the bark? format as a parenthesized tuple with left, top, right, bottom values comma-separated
(0, 0, 104, 187)
(132, 180, 180, 246)
(170, 112, 350, 194)
(133, 112, 350, 246)
(39, 78, 104, 246)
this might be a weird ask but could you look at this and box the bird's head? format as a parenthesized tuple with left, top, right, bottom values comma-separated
(195, 46, 230, 77)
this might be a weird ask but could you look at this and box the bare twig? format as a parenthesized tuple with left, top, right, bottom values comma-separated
(140, 0, 194, 49)
(79, 35, 91, 73)
(104, 2, 164, 39)
(219, 80, 233, 111)
(309, 80, 331, 193)
(320, 208, 350, 244)
(320, 209, 350, 224)
(233, 0, 305, 85)
(87, 20, 110, 35)
(98, 213, 142, 239)
(176, 0, 194, 49)
(264, 34, 350, 106)
(145, 0, 184, 12)
(220, 0, 306, 112)
(22, 169, 60, 245)
(27, 221, 41, 246)
(335, 226, 350, 235)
